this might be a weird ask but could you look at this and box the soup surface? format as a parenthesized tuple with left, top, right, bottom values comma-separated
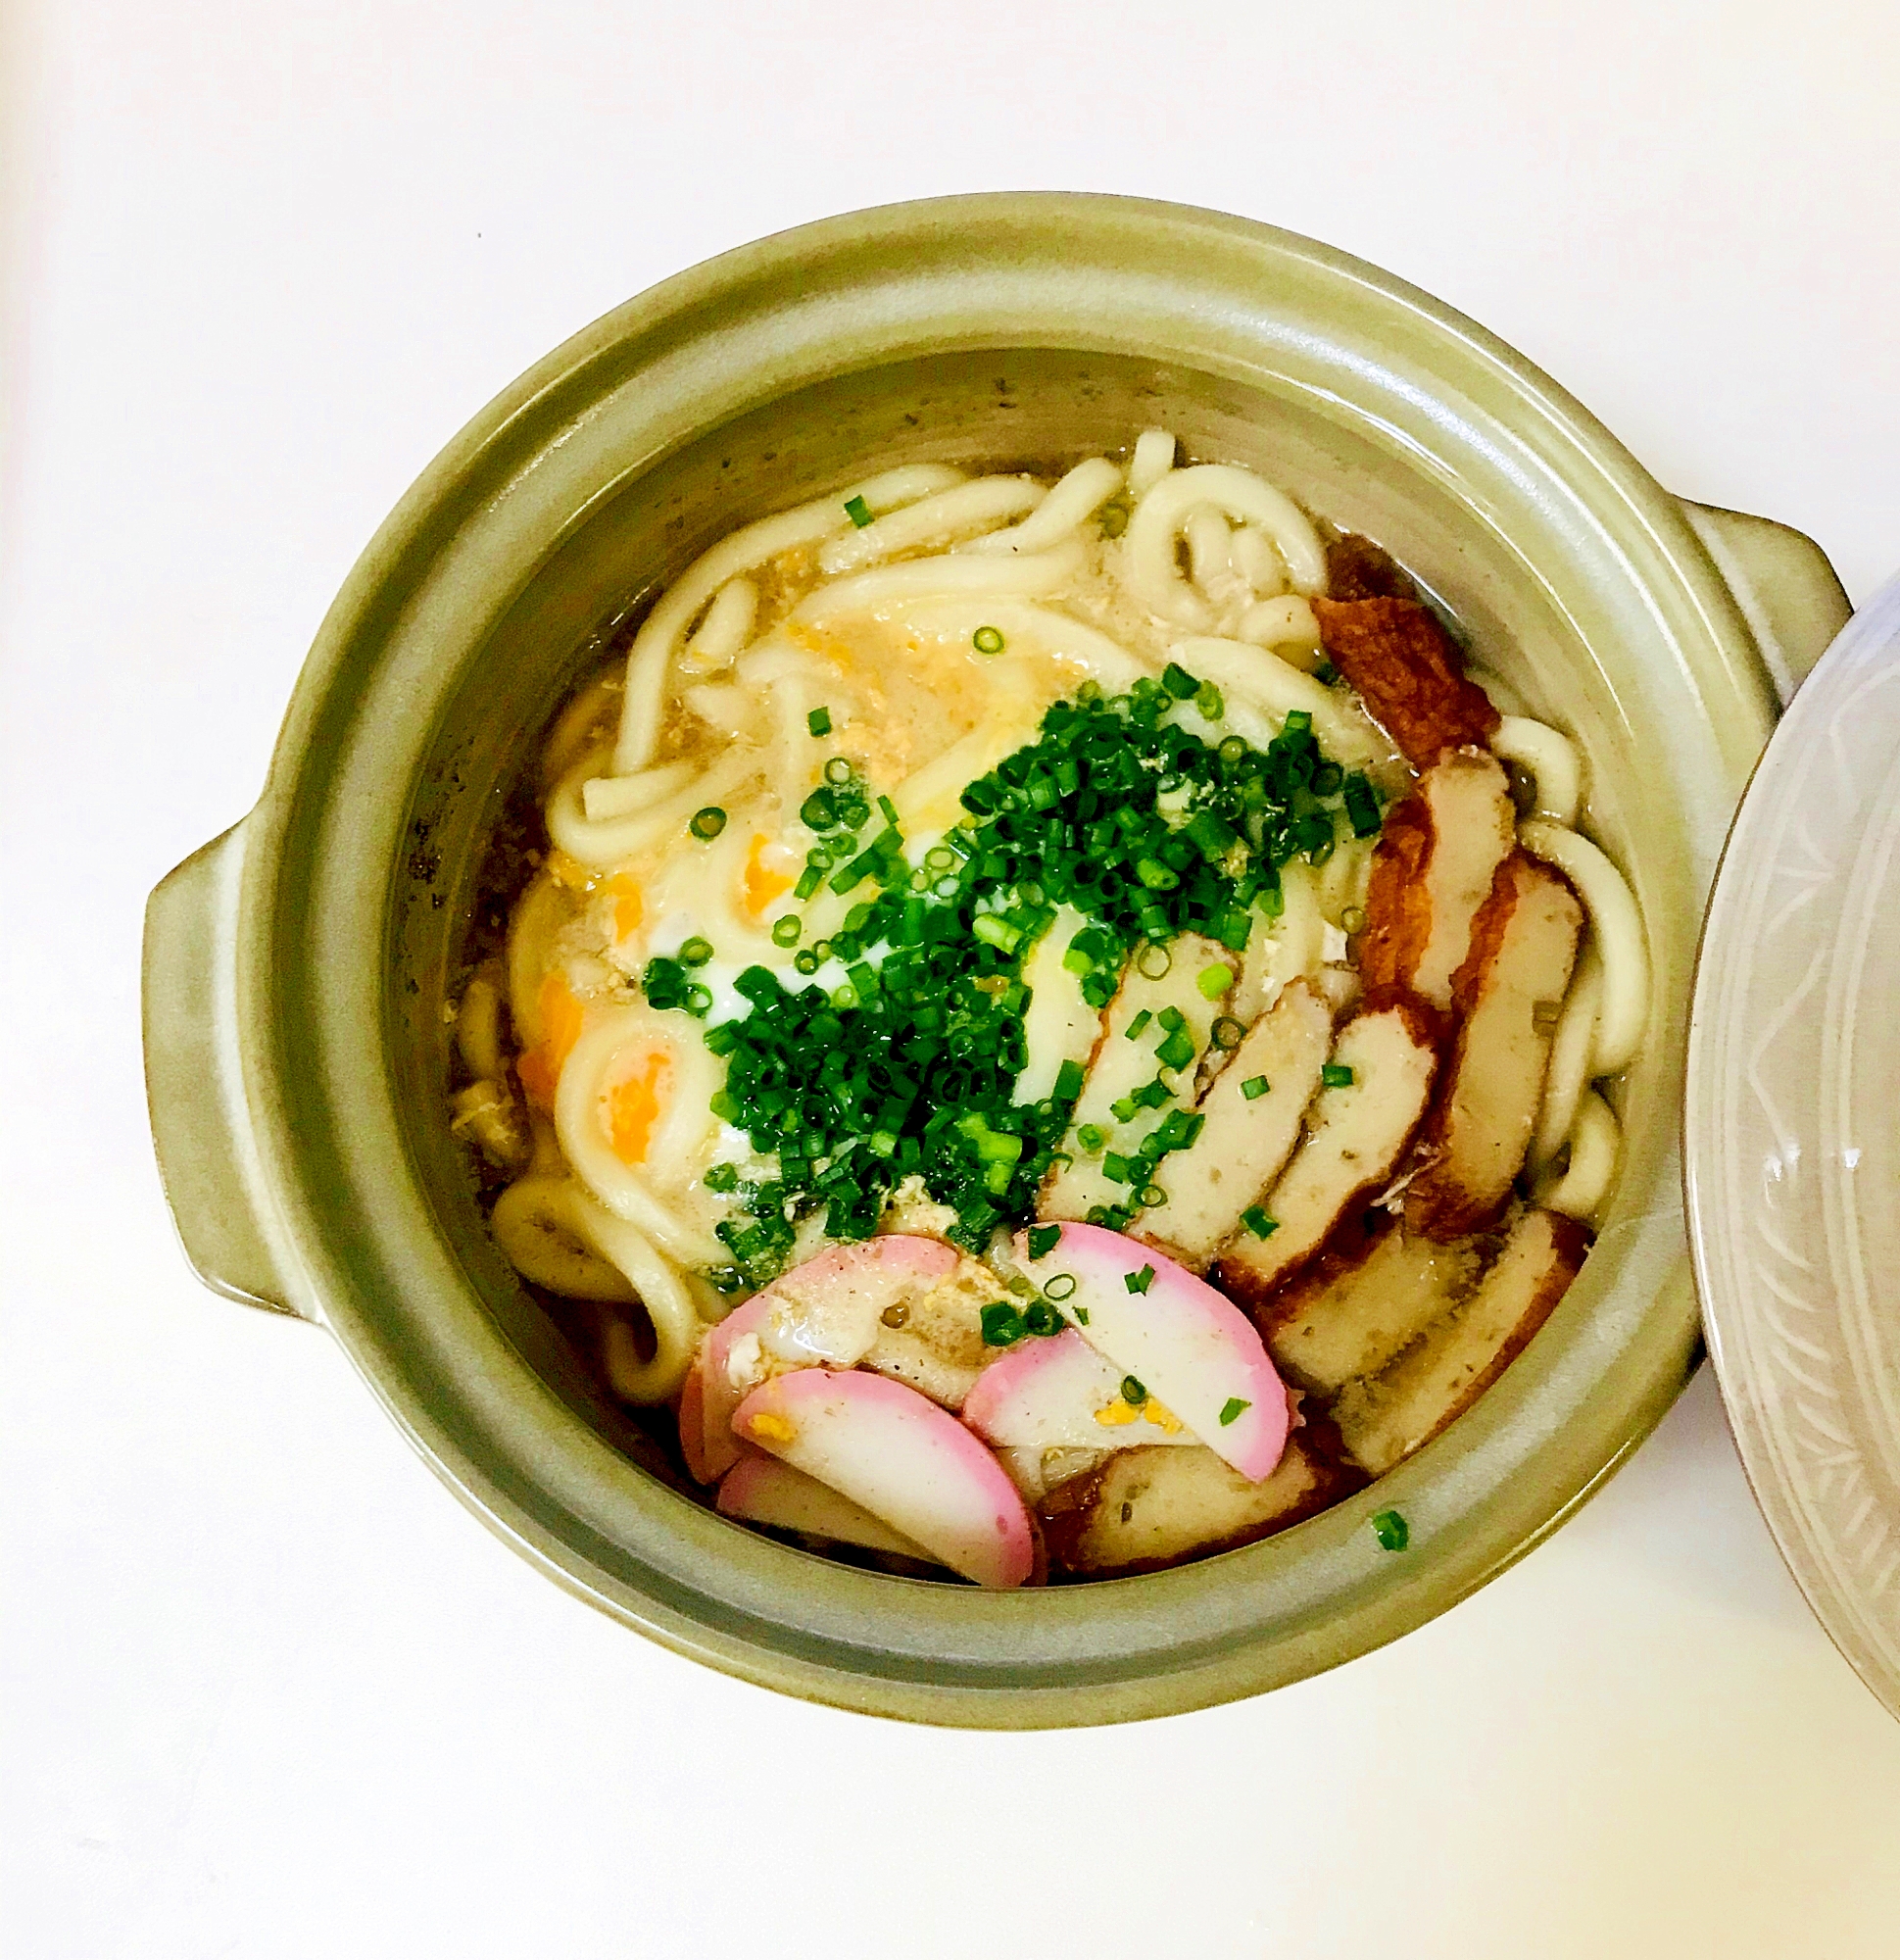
(449, 433, 1645, 1585)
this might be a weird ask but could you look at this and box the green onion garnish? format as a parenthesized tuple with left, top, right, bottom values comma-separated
(1194, 681, 1224, 720)
(1242, 1205, 1280, 1239)
(972, 625, 1005, 656)
(1023, 1299, 1061, 1337)
(1322, 1062, 1355, 1088)
(1124, 1264, 1155, 1295)
(689, 806, 728, 840)
(843, 493, 873, 527)
(1219, 1396, 1250, 1427)
(679, 937, 713, 967)
(1026, 1223, 1061, 1260)
(1371, 1508, 1410, 1552)
(1075, 1123, 1106, 1153)
(1074, 1304, 1090, 1323)
(1044, 1272, 1077, 1300)
(1121, 1375, 1147, 1405)
(1211, 1016, 1244, 1052)
(1242, 1074, 1270, 1101)
(1196, 962, 1234, 1001)
(770, 915, 801, 948)
(980, 1301, 1027, 1347)
(807, 706, 832, 737)
(1124, 1008, 1153, 1040)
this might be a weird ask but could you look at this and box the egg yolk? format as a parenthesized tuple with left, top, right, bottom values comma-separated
(516, 971, 585, 1110)
(743, 833, 795, 915)
(606, 872, 644, 942)
(607, 1049, 672, 1165)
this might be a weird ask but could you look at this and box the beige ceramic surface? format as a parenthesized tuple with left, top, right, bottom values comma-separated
(142, 193, 1848, 1725)
(1687, 572, 1900, 1720)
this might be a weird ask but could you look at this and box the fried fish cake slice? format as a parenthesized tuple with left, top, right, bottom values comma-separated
(1330, 1207, 1589, 1476)
(1215, 997, 1440, 1307)
(1405, 852, 1583, 1242)
(1358, 749, 1517, 1012)
(1311, 595, 1500, 769)
(1039, 1437, 1355, 1576)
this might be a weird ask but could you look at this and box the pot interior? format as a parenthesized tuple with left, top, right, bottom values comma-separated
(384, 341, 1687, 1572)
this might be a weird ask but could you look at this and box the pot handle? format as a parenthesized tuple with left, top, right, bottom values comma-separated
(143, 819, 309, 1319)
(1679, 500, 1851, 707)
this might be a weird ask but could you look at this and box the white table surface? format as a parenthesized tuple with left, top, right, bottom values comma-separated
(6, 5, 1900, 1954)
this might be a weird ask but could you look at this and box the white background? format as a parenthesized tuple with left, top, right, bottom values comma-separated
(5, 4, 1900, 1954)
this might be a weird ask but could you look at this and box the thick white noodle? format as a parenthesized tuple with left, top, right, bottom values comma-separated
(455, 976, 506, 1081)
(1236, 594, 1322, 650)
(816, 476, 1044, 576)
(491, 1177, 701, 1399)
(1172, 636, 1382, 765)
(549, 744, 763, 869)
(1127, 428, 1177, 498)
(1493, 715, 1583, 826)
(677, 682, 764, 744)
(792, 539, 1086, 620)
(1530, 940, 1603, 1173)
(887, 597, 1154, 692)
(580, 759, 696, 822)
(554, 1012, 725, 1266)
(506, 872, 573, 1047)
(1185, 508, 1237, 601)
(677, 576, 758, 675)
(961, 458, 1124, 557)
(1535, 1090, 1620, 1220)
(1230, 524, 1289, 597)
(491, 1176, 638, 1302)
(612, 462, 964, 772)
(1125, 465, 1328, 628)
(1518, 819, 1648, 1076)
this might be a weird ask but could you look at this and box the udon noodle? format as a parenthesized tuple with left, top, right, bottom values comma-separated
(449, 431, 1646, 1586)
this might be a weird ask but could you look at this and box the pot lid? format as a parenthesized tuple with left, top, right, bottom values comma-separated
(1686, 570, 1900, 1718)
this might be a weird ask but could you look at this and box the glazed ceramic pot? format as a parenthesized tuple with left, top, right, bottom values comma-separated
(142, 193, 1849, 1726)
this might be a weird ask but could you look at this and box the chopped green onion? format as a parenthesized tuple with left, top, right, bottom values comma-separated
(793, 949, 820, 975)
(1074, 1304, 1090, 1323)
(1322, 1062, 1355, 1088)
(1156, 1006, 1186, 1033)
(1026, 1223, 1061, 1260)
(770, 915, 802, 948)
(1044, 1272, 1077, 1300)
(1371, 1508, 1410, 1552)
(1098, 501, 1128, 538)
(679, 937, 713, 967)
(1023, 1299, 1061, 1337)
(1242, 1205, 1280, 1239)
(1136, 945, 1173, 980)
(1242, 1074, 1271, 1101)
(1124, 1264, 1155, 1296)
(807, 706, 832, 737)
(980, 1301, 1027, 1347)
(972, 625, 1005, 656)
(689, 806, 727, 840)
(704, 1163, 740, 1194)
(1155, 1028, 1195, 1071)
(1051, 1058, 1086, 1103)
(843, 493, 873, 527)
(1196, 962, 1234, 1001)
(1211, 1016, 1244, 1052)
(1138, 1182, 1167, 1207)
(1161, 662, 1198, 700)
(1125, 1008, 1153, 1040)
(1075, 1123, 1106, 1152)
(1219, 1396, 1250, 1427)
(794, 865, 823, 903)
(1121, 1375, 1148, 1404)
(1313, 662, 1339, 686)
(824, 756, 853, 785)
(1194, 681, 1224, 720)
(1340, 906, 1366, 935)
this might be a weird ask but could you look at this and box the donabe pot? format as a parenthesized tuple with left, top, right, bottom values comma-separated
(142, 194, 1847, 1727)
